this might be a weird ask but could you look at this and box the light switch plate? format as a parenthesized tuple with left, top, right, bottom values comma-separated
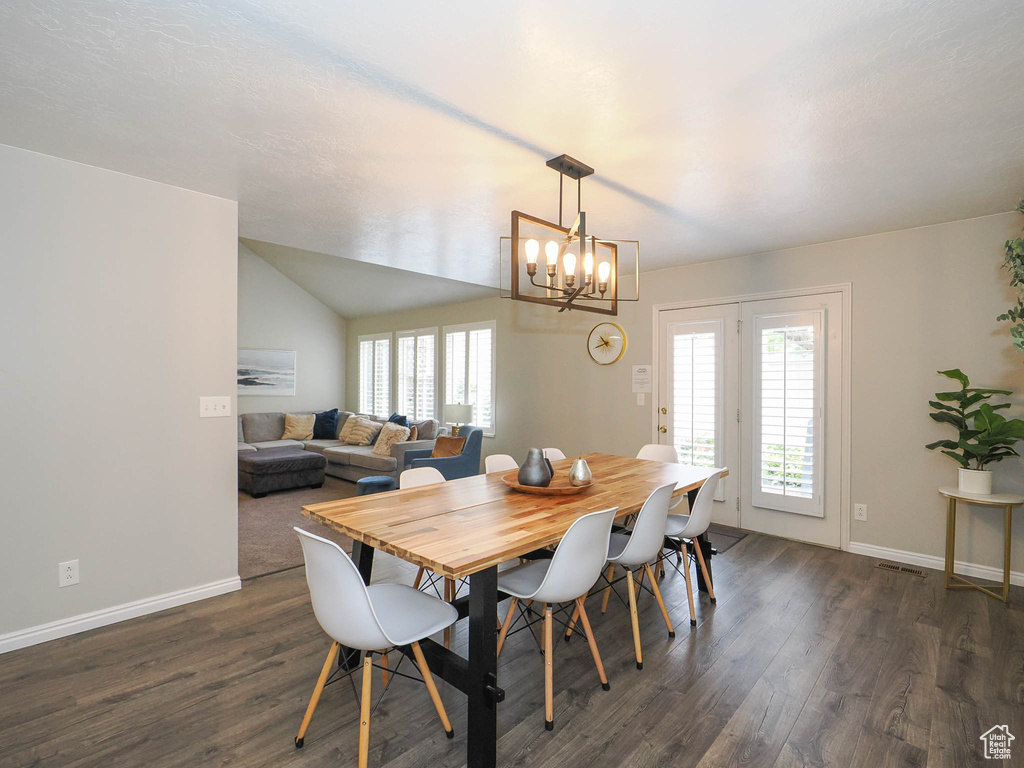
(199, 396, 232, 418)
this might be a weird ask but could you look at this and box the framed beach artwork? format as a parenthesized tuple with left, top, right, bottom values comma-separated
(237, 349, 296, 396)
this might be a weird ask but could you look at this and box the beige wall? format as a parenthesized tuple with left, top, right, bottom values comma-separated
(349, 212, 1024, 572)
(0, 144, 239, 647)
(237, 244, 346, 415)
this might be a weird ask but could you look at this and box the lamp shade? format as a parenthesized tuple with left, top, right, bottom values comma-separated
(445, 403, 473, 424)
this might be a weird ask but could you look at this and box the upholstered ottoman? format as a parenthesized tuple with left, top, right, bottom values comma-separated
(238, 448, 327, 498)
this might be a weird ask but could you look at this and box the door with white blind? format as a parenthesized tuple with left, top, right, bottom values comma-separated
(656, 304, 739, 526)
(740, 294, 842, 547)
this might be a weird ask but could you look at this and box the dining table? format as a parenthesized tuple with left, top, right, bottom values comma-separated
(302, 451, 728, 768)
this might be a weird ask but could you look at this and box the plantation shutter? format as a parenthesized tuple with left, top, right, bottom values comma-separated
(358, 335, 391, 417)
(397, 329, 436, 421)
(670, 321, 721, 468)
(444, 322, 495, 436)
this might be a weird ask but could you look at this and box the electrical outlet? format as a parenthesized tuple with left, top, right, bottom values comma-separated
(58, 559, 79, 587)
(853, 503, 867, 521)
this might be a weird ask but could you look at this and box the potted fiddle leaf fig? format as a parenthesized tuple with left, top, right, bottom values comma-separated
(925, 369, 1024, 494)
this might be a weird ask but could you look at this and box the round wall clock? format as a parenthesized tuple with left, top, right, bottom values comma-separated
(587, 322, 627, 365)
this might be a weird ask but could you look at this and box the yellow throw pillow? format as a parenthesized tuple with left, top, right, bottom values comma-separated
(338, 414, 358, 443)
(346, 417, 383, 446)
(282, 413, 315, 440)
(373, 423, 411, 456)
(431, 436, 466, 458)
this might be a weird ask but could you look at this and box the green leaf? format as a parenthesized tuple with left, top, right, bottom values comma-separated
(928, 400, 960, 414)
(941, 450, 970, 468)
(937, 369, 969, 387)
(935, 391, 965, 402)
(929, 412, 966, 429)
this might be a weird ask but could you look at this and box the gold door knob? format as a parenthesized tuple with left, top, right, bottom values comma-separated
(660, 407, 668, 415)
(658, 425, 667, 433)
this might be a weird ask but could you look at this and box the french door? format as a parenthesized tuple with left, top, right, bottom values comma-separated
(656, 291, 844, 548)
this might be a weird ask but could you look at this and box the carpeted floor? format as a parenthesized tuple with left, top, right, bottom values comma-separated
(238, 476, 358, 580)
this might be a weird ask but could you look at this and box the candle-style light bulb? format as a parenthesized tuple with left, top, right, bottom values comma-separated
(524, 238, 539, 277)
(583, 251, 594, 286)
(563, 252, 577, 288)
(545, 240, 559, 280)
(597, 260, 611, 294)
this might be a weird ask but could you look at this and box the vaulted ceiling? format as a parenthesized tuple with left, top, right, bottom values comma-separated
(2, 1, 1022, 294)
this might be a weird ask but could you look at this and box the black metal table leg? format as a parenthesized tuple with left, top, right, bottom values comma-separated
(340, 540, 376, 670)
(467, 565, 500, 768)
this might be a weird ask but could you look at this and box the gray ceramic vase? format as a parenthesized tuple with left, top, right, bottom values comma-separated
(569, 457, 593, 486)
(518, 448, 553, 487)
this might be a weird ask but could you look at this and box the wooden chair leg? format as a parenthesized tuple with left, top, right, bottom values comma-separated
(411, 641, 454, 738)
(644, 562, 675, 638)
(544, 605, 554, 731)
(681, 549, 696, 626)
(626, 569, 643, 670)
(295, 641, 340, 748)
(413, 566, 425, 589)
(575, 597, 610, 690)
(691, 538, 716, 602)
(380, 649, 389, 687)
(563, 602, 580, 641)
(443, 578, 453, 649)
(601, 563, 616, 614)
(358, 653, 373, 768)
(496, 597, 518, 657)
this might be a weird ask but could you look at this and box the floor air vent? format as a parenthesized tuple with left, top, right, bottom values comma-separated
(876, 561, 925, 577)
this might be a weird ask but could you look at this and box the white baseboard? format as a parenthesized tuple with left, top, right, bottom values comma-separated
(847, 542, 1023, 587)
(0, 576, 242, 655)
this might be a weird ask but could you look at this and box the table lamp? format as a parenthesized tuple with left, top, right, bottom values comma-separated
(444, 403, 473, 437)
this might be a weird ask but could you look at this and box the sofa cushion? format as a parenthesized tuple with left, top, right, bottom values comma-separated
(346, 417, 383, 446)
(374, 423, 411, 456)
(241, 412, 285, 444)
(338, 414, 360, 443)
(238, 442, 257, 453)
(312, 409, 338, 439)
(282, 413, 315, 440)
(348, 447, 398, 472)
(303, 439, 345, 454)
(335, 411, 354, 439)
(251, 439, 306, 450)
(413, 419, 440, 441)
(322, 446, 353, 465)
(432, 436, 466, 458)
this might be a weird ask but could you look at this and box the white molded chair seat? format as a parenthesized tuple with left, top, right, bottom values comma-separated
(636, 444, 679, 463)
(495, 507, 616, 731)
(365, 584, 458, 646)
(293, 528, 457, 763)
(663, 513, 691, 537)
(484, 454, 518, 474)
(542, 447, 567, 461)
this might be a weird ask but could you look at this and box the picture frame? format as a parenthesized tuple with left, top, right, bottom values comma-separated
(237, 348, 296, 396)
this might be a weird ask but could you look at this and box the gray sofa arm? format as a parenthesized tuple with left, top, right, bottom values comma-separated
(391, 439, 436, 470)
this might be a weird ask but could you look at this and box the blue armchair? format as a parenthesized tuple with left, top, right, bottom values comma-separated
(404, 426, 483, 480)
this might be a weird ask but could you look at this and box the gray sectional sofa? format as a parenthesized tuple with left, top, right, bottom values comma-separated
(237, 410, 441, 483)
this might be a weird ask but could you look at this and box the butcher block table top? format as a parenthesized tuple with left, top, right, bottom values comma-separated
(303, 452, 728, 580)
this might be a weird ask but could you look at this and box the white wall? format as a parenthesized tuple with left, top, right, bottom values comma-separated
(348, 212, 1024, 574)
(0, 144, 239, 649)
(237, 244, 346, 415)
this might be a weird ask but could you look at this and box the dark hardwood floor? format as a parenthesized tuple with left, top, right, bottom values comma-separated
(2, 534, 1021, 768)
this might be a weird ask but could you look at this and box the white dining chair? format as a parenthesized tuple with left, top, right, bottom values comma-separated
(484, 454, 518, 473)
(293, 528, 457, 766)
(662, 469, 724, 626)
(542, 447, 567, 461)
(566, 483, 677, 669)
(495, 507, 617, 731)
(636, 443, 679, 463)
(401, 467, 458, 646)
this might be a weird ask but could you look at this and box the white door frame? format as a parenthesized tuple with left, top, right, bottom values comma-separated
(651, 283, 853, 552)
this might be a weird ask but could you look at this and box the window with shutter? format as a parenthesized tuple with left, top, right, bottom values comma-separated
(397, 328, 437, 421)
(670, 320, 721, 468)
(752, 311, 822, 516)
(358, 333, 391, 417)
(443, 321, 496, 436)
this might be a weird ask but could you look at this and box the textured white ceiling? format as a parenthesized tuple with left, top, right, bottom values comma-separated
(2, 0, 1022, 292)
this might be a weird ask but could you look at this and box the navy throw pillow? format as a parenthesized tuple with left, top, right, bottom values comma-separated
(388, 412, 410, 428)
(313, 409, 339, 440)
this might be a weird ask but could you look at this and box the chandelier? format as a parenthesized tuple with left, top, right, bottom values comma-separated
(500, 154, 639, 315)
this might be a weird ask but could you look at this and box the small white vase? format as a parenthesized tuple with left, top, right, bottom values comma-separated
(958, 468, 993, 495)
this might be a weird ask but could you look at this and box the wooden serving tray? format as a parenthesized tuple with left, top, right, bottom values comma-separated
(502, 471, 593, 496)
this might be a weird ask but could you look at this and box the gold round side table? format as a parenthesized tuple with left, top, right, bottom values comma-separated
(939, 486, 1023, 603)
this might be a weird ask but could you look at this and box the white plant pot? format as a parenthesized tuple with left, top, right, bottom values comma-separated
(958, 468, 993, 495)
